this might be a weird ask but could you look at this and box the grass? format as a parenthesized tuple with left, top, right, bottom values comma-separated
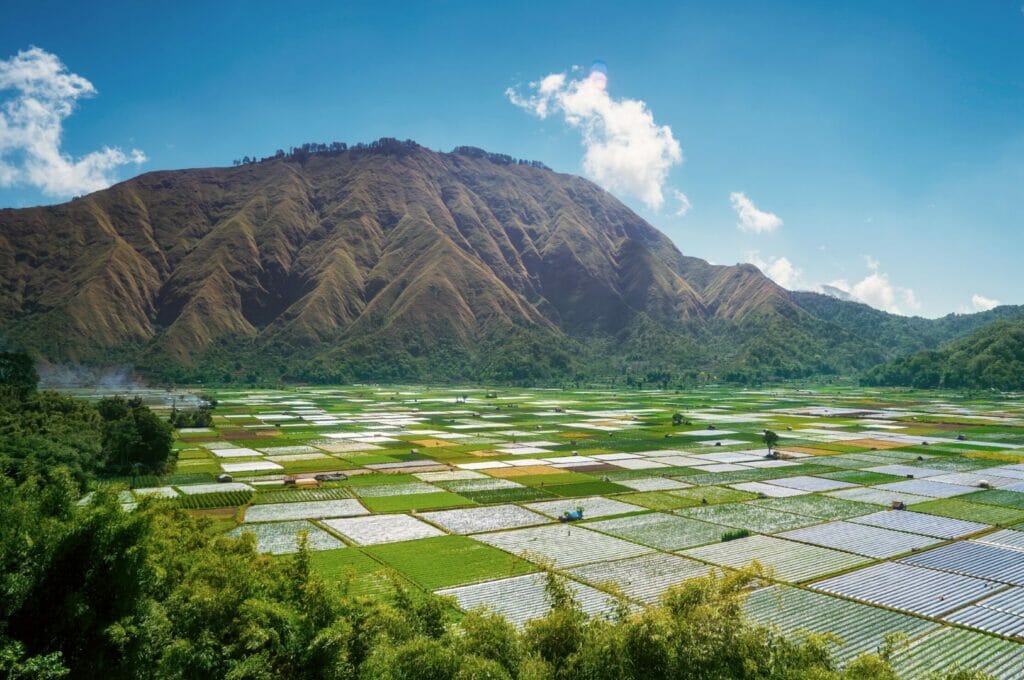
(722, 528, 752, 542)
(910, 498, 1024, 525)
(960, 489, 1024, 509)
(177, 490, 253, 509)
(817, 470, 904, 486)
(512, 472, 599, 487)
(361, 492, 475, 513)
(615, 491, 700, 511)
(363, 535, 537, 590)
(277, 457, 350, 473)
(460, 487, 556, 504)
(310, 548, 408, 596)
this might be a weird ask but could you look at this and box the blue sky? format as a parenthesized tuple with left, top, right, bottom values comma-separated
(1, 0, 1022, 317)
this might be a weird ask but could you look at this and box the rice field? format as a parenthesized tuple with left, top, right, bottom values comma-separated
(160, 384, 1024, 676)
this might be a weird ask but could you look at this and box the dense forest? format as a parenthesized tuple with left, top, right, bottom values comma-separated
(0, 354, 992, 679)
(862, 320, 1024, 391)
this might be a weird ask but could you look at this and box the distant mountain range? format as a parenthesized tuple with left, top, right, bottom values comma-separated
(1, 138, 1020, 384)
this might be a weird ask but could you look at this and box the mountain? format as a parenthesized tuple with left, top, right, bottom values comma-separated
(862, 319, 1024, 390)
(790, 292, 1024, 358)
(0, 139, 1019, 384)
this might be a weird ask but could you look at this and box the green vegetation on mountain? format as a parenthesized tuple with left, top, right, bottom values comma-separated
(863, 320, 1024, 390)
(2, 140, 1020, 385)
(791, 292, 1024, 358)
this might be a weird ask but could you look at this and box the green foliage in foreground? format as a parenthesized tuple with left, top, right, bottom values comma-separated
(0, 356, 175, 484)
(863, 320, 1024, 390)
(0, 472, 992, 680)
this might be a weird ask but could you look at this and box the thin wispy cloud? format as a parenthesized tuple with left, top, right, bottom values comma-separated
(672, 189, 692, 217)
(0, 46, 145, 197)
(730, 191, 782, 233)
(507, 62, 683, 211)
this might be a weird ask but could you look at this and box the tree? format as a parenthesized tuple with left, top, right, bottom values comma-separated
(0, 352, 38, 399)
(763, 429, 780, 455)
(97, 397, 174, 473)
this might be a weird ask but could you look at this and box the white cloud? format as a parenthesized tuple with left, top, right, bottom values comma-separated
(0, 46, 145, 197)
(507, 64, 683, 210)
(746, 250, 922, 315)
(729, 191, 783, 233)
(672, 189, 692, 217)
(971, 293, 1000, 312)
(747, 251, 806, 290)
(828, 266, 921, 316)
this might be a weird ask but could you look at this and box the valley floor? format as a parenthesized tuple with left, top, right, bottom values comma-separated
(107, 385, 1024, 679)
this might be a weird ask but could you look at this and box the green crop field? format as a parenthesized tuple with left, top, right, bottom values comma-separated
(147, 383, 1024, 678)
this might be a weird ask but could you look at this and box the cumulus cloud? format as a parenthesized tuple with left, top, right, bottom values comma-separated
(507, 63, 683, 210)
(747, 251, 807, 290)
(746, 250, 922, 315)
(971, 293, 1001, 312)
(828, 267, 921, 316)
(730, 192, 783, 233)
(0, 46, 145, 197)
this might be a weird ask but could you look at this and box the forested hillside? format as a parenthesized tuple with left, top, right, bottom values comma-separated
(862, 320, 1024, 390)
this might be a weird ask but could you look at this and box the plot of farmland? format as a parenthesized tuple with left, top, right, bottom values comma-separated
(585, 513, 728, 550)
(849, 510, 989, 539)
(680, 534, 870, 582)
(617, 477, 691, 491)
(244, 499, 369, 522)
(679, 503, 821, 534)
(417, 505, 549, 534)
(525, 496, 644, 519)
(976, 528, 1024, 550)
(892, 627, 1024, 680)
(812, 562, 1001, 617)
(437, 572, 620, 627)
(745, 585, 939, 662)
(826, 486, 935, 506)
(566, 552, 711, 604)
(177, 482, 253, 495)
(221, 460, 283, 472)
(474, 524, 652, 567)
(778, 521, 941, 558)
(750, 494, 877, 520)
(352, 482, 442, 497)
(229, 520, 344, 554)
(872, 479, 977, 498)
(944, 587, 1024, 637)
(729, 481, 809, 497)
(365, 535, 536, 590)
(900, 541, 1024, 585)
(764, 475, 858, 492)
(322, 514, 444, 545)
